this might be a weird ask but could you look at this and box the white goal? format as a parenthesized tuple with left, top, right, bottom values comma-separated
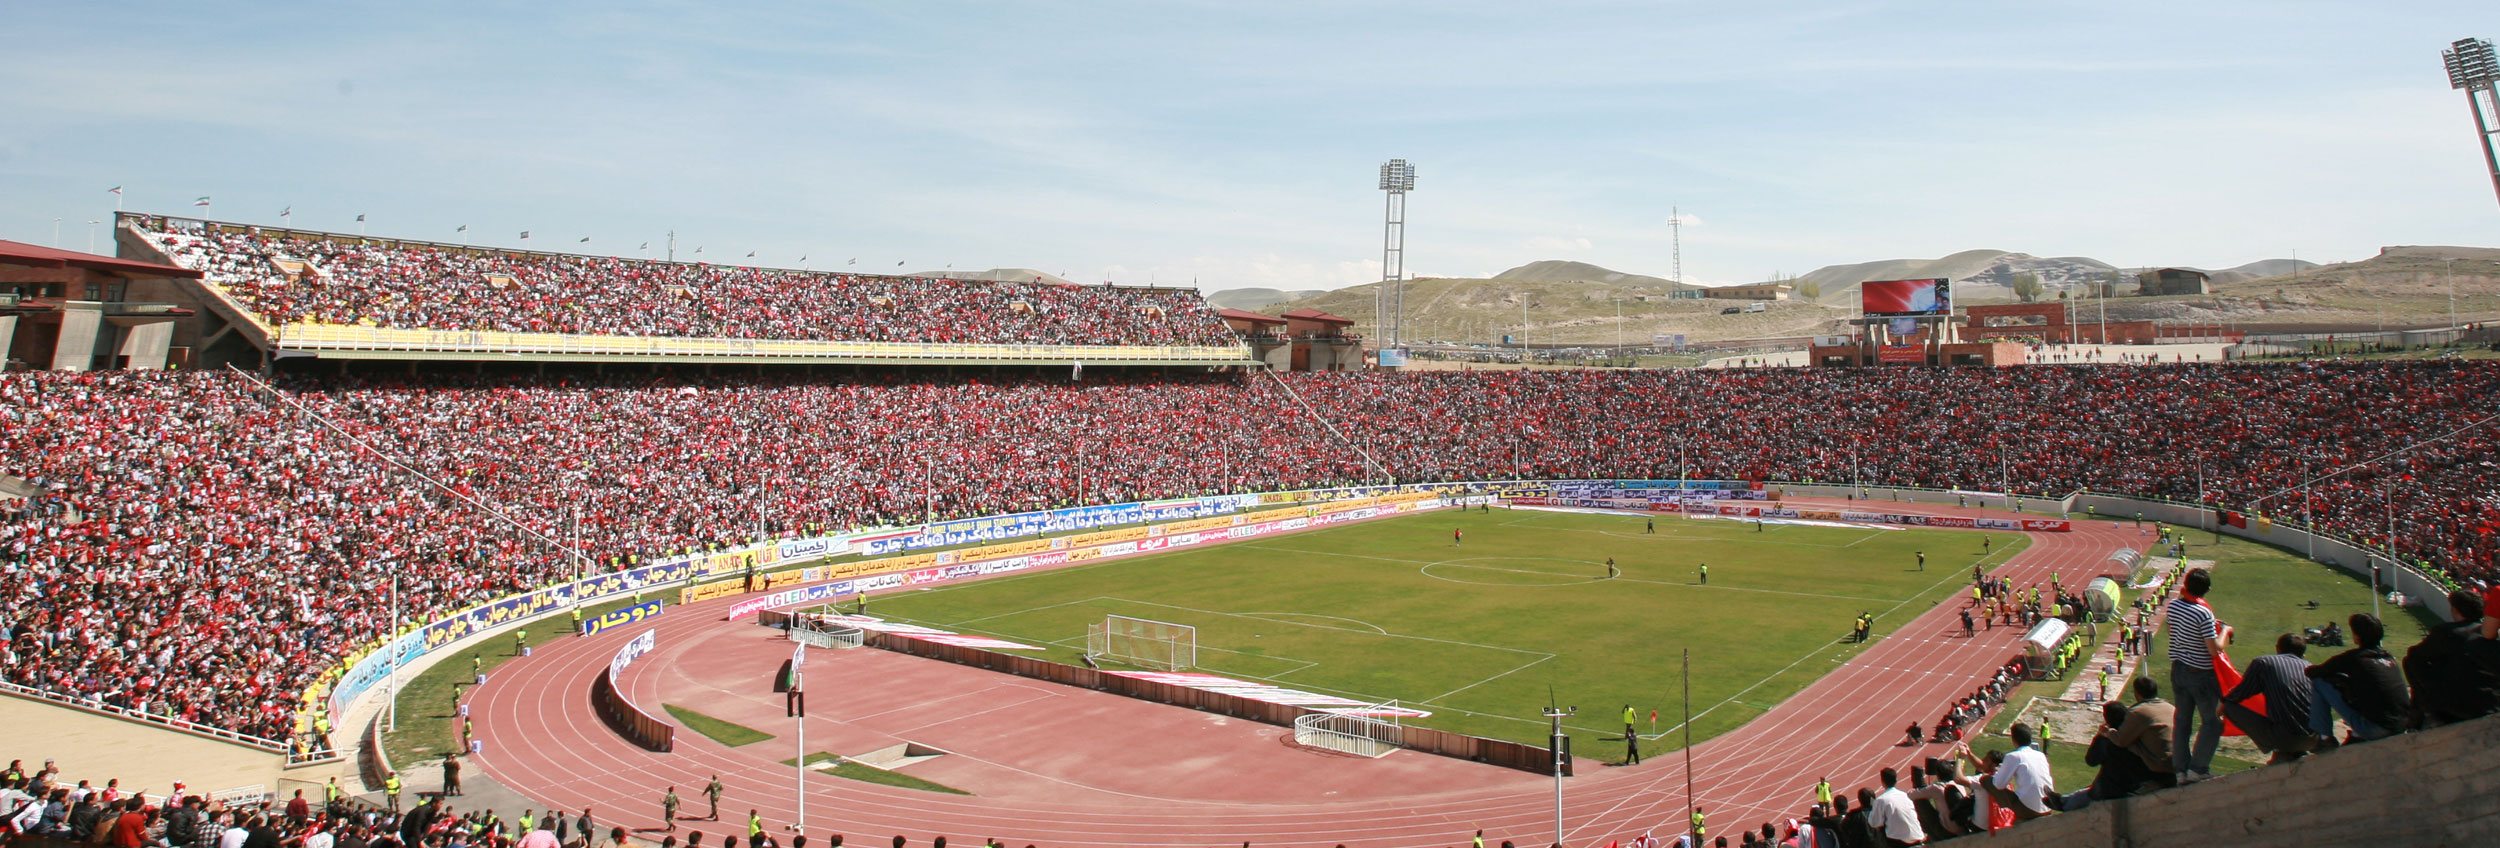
(1293, 702, 1405, 758)
(790, 613, 865, 649)
(1086, 614, 1197, 671)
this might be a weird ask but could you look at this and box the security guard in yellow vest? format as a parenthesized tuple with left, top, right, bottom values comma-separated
(1691, 806, 1706, 842)
(384, 772, 402, 812)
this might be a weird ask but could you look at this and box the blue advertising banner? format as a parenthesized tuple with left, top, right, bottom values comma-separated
(327, 556, 698, 717)
(326, 629, 425, 717)
(581, 600, 665, 637)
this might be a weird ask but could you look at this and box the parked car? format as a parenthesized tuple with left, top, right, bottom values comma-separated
(1720, 306, 1743, 315)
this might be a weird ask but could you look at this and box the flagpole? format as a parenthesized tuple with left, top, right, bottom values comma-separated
(794, 642, 807, 836)
(387, 569, 400, 732)
(1682, 648, 1694, 842)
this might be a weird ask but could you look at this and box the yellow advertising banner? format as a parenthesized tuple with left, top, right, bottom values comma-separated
(680, 580, 749, 605)
(1066, 526, 1150, 547)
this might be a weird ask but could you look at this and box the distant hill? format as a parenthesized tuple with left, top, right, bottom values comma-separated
(1795, 250, 2126, 304)
(1264, 264, 1838, 347)
(2063, 245, 2500, 328)
(1790, 251, 2327, 304)
(1491, 260, 1693, 290)
(1207, 287, 1327, 312)
(2210, 258, 2317, 281)
(1245, 247, 2482, 347)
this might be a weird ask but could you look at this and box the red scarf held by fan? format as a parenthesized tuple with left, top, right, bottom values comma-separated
(2189, 594, 2253, 737)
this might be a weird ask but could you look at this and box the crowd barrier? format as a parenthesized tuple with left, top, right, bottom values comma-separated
(590, 630, 672, 753)
(868, 631, 1558, 775)
(2069, 493, 2460, 623)
(358, 716, 392, 792)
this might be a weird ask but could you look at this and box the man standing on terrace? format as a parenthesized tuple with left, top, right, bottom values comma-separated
(2165, 568, 2230, 782)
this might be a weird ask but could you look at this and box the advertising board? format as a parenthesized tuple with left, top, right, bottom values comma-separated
(1861, 278, 1952, 317)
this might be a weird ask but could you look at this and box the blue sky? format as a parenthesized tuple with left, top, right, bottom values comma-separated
(3, 2, 2495, 291)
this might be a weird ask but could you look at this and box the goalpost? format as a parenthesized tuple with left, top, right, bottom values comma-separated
(789, 613, 865, 649)
(1293, 701, 1406, 758)
(1085, 614, 1197, 671)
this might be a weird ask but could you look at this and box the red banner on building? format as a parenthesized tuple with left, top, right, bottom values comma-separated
(1877, 345, 1925, 364)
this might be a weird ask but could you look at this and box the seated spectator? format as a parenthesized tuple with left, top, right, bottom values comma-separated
(1902, 759, 1979, 837)
(2304, 613, 2411, 744)
(2222, 633, 2318, 763)
(2106, 676, 2177, 790)
(2064, 700, 2150, 808)
(1842, 789, 1876, 848)
(1981, 723, 2057, 822)
(2404, 591, 2500, 729)
(1862, 767, 1925, 846)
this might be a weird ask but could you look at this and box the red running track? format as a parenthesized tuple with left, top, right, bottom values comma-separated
(472, 500, 2145, 847)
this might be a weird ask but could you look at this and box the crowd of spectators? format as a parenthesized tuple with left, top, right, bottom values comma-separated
(6, 361, 2500, 750)
(0, 756, 708, 848)
(134, 220, 1237, 347)
(0, 372, 558, 743)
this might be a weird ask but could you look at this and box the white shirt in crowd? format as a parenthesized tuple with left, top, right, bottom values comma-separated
(1992, 743, 2058, 814)
(220, 825, 250, 848)
(1866, 786, 1927, 844)
(305, 829, 335, 848)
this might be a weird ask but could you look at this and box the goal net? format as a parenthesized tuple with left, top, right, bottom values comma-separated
(1085, 614, 1196, 671)
(790, 613, 865, 649)
(1293, 702, 1405, 758)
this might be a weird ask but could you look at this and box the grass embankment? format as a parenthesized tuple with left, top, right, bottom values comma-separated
(665, 705, 774, 747)
(380, 596, 648, 768)
(782, 753, 971, 795)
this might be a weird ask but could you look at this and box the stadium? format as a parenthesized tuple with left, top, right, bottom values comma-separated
(11, 10, 2500, 848)
(4, 208, 2498, 847)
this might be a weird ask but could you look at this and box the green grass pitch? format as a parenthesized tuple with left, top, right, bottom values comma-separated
(857, 506, 2027, 755)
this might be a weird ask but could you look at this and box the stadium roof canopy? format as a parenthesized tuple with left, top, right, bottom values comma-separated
(0, 239, 201, 279)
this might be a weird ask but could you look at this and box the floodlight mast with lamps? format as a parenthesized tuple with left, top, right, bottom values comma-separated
(1379, 159, 1415, 352)
(2443, 37, 2500, 209)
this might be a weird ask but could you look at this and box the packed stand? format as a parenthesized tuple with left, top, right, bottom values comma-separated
(135, 220, 1238, 347)
(7, 361, 2500, 746)
(0, 372, 571, 744)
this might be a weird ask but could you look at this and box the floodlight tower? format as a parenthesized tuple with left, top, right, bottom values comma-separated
(2443, 37, 2500, 209)
(1378, 159, 1416, 350)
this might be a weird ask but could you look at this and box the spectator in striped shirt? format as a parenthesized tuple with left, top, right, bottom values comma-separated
(2164, 568, 2231, 782)
(2222, 633, 2318, 763)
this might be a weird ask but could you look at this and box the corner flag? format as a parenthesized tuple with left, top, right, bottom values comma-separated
(791, 642, 806, 716)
